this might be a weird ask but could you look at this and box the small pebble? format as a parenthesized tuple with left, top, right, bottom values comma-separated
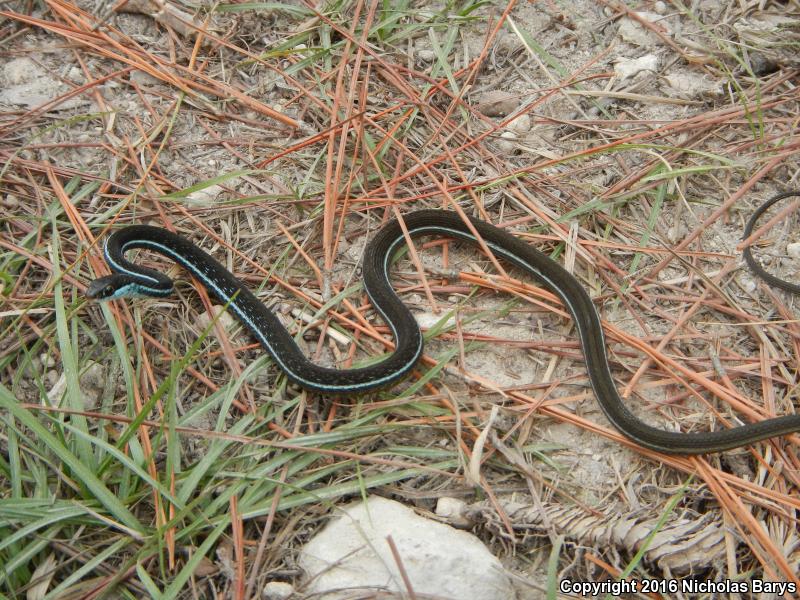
(667, 221, 687, 244)
(496, 130, 517, 153)
(129, 70, 159, 86)
(417, 49, 436, 63)
(3, 57, 42, 84)
(475, 90, 518, 117)
(507, 113, 531, 134)
(741, 277, 757, 293)
(787, 242, 800, 259)
(196, 305, 238, 332)
(654, 1, 667, 14)
(614, 54, 659, 81)
(435, 497, 471, 528)
(262, 581, 294, 600)
(80, 361, 106, 410)
(3, 194, 19, 209)
(80, 361, 105, 392)
(186, 184, 224, 206)
(40, 352, 55, 369)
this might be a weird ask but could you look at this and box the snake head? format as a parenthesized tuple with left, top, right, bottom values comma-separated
(86, 274, 136, 301)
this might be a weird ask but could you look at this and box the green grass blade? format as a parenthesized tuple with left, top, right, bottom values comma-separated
(0, 384, 144, 534)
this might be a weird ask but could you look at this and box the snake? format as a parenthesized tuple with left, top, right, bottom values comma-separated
(87, 198, 800, 454)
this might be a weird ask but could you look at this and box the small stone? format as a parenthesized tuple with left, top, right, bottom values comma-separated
(787, 242, 800, 259)
(613, 54, 659, 80)
(496, 31, 527, 53)
(618, 11, 668, 47)
(662, 72, 719, 99)
(40, 352, 55, 369)
(67, 66, 83, 81)
(667, 221, 687, 244)
(46, 370, 60, 388)
(507, 113, 531, 134)
(475, 90, 518, 117)
(749, 53, 779, 77)
(415, 311, 456, 330)
(81, 362, 106, 390)
(130, 70, 160, 86)
(416, 49, 436, 62)
(196, 304, 238, 332)
(262, 581, 293, 600)
(741, 276, 757, 293)
(3, 57, 44, 84)
(186, 184, 224, 206)
(496, 130, 517, 153)
(80, 361, 105, 393)
(654, 1, 667, 14)
(435, 497, 471, 528)
(3, 194, 19, 209)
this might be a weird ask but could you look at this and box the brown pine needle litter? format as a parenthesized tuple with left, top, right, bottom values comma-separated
(1, 0, 799, 597)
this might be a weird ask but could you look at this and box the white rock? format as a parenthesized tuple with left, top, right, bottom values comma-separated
(662, 72, 719, 99)
(196, 304, 238, 332)
(654, 1, 667, 14)
(3, 193, 19, 209)
(417, 49, 436, 63)
(435, 497, 471, 528)
(299, 496, 513, 600)
(46, 370, 60, 389)
(3, 57, 45, 84)
(496, 130, 517, 154)
(0, 81, 84, 110)
(45, 360, 106, 408)
(618, 11, 669, 47)
(613, 54, 659, 80)
(507, 113, 531, 134)
(81, 361, 105, 391)
(415, 311, 456, 330)
(262, 581, 294, 600)
(40, 352, 56, 369)
(186, 184, 224, 205)
(740, 276, 757, 293)
(67, 66, 83, 82)
(1, 56, 86, 109)
(787, 242, 800, 259)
